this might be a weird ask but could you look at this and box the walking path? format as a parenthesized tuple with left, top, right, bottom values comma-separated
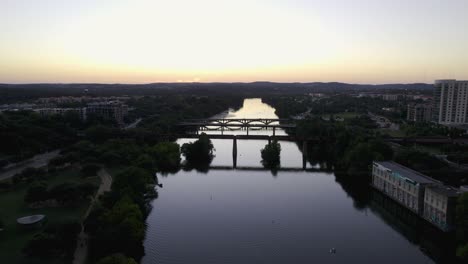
(73, 168, 113, 264)
(0, 150, 60, 181)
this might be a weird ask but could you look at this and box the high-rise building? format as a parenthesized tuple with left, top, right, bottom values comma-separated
(434, 79, 468, 124)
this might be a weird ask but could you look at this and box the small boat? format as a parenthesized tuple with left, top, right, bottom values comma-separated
(329, 248, 336, 254)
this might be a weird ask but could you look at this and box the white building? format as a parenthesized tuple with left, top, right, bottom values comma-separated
(435, 79, 468, 124)
(372, 161, 440, 215)
(423, 185, 464, 231)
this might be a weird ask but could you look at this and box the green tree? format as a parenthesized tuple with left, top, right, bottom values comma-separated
(24, 181, 48, 203)
(457, 192, 468, 243)
(181, 133, 214, 170)
(151, 142, 181, 172)
(261, 141, 281, 169)
(457, 243, 468, 261)
(133, 154, 155, 173)
(97, 254, 138, 264)
(81, 163, 101, 177)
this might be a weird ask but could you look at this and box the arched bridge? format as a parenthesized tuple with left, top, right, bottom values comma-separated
(178, 118, 296, 135)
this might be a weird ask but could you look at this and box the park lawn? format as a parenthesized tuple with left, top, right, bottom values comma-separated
(412, 144, 444, 155)
(322, 112, 360, 120)
(0, 167, 100, 264)
(379, 128, 406, 137)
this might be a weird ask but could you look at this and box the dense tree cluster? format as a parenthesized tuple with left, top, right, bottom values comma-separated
(23, 221, 80, 261)
(85, 167, 154, 262)
(261, 141, 281, 169)
(0, 111, 84, 164)
(401, 122, 465, 138)
(12, 167, 47, 184)
(181, 133, 214, 171)
(96, 253, 138, 264)
(24, 181, 96, 205)
(457, 193, 468, 260)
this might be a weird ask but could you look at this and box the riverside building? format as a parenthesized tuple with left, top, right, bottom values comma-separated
(423, 185, 463, 231)
(372, 161, 465, 231)
(372, 161, 439, 215)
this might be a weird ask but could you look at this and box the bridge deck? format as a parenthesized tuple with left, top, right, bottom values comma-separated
(179, 134, 310, 141)
(178, 118, 296, 129)
(179, 122, 296, 129)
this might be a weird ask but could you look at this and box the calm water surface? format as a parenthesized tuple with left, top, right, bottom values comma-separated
(142, 99, 452, 264)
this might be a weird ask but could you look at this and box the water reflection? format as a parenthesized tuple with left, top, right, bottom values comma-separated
(143, 98, 454, 264)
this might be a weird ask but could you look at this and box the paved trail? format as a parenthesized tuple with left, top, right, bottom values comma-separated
(73, 169, 112, 264)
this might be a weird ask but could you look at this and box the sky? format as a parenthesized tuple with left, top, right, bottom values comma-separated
(0, 0, 467, 84)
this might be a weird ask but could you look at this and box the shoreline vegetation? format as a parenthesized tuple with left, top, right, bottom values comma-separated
(0, 95, 243, 264)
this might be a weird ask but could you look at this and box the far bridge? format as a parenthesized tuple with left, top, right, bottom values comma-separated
(178, 118, 296, 136)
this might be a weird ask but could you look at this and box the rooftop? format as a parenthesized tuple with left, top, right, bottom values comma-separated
(427, 185, 464, 197)
(374, 161, 440, 184)
(16, 214, 45, 225)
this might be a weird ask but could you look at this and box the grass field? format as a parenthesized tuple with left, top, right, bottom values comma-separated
(0, 168, 100, 264)
(321, 112, 360, 120)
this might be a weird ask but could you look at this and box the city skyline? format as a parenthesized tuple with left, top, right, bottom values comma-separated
(1, 0, 468, 84)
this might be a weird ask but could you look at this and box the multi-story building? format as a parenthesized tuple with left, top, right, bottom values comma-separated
(435, 79, 468, 124)
(423, 185, 463, 231)
(372, 161, 440, 215)
(86, 101, 128, 125)
(34, 108, 87, 120)
(372, 161, 466, 231)
(407, 104, 433, 122)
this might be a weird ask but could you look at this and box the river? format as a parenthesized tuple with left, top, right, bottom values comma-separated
(142, 98, 456, 264)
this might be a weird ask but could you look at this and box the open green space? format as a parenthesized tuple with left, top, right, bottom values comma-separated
(0, 168, 100, 264)
(321, 112, 360, 120)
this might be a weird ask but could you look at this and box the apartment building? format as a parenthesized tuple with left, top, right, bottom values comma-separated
(372, 161, 440, 215)
(34, 107, 87, 120)
(407, 104, 433, 122)
(423, 185, 463, 231)
(87, 101, 128, 124)
(435, 79, 468, 124)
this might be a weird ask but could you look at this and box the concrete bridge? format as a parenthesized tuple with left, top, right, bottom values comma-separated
(178, 118, 296, 135)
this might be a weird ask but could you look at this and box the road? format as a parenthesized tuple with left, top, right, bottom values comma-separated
(73, 168, 113, 264)
(124, 118, 142, 130)
(0, 150, 60, 181)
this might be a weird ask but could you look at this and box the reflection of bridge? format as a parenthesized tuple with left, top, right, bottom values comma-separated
(209, 166, 331, 173)
(178, 133, 313, 170)
(178, 118, 296, 135)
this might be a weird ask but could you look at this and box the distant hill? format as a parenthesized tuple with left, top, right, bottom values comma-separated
(0, 82, 433, 103)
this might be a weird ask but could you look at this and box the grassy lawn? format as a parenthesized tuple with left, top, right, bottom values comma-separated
(412, 144, 444, 155)
(379, 128, 406, 137)
(0, 168, 100, 264)
(321, 112, 360, 120)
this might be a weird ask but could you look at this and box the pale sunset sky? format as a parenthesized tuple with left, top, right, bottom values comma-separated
(0, 0, 467, 84)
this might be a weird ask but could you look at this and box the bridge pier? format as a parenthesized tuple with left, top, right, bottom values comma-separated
(273, 127, 276, 136)
(268, 136, 271, 145)
(232, 136, 237, 169)
(302, 140, 308, 170)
